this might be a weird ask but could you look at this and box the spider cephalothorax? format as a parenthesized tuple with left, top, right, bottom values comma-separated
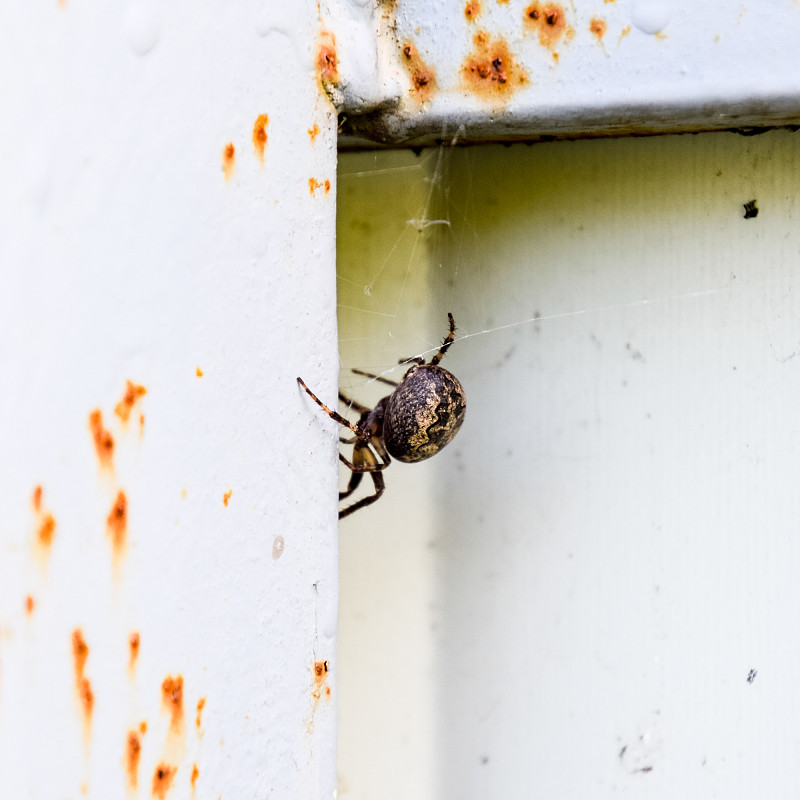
(298, 313, 467, 518)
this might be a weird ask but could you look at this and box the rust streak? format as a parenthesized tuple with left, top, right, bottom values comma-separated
(25, 595, 35, 615)
(253, 113, 269, 163)
(222, 142, 235, 180)
(400, 41, 438, 102)
(89, 409, 114, 467)
(37, 512, 56, 547)
(72, 629, 94, 739)
(196, 696, 206, 729)
(191, 763, 199, 793)
(223, 489, 233, 506)
(590, 17, 607, 41)
(152, 763, 177, 799)
(464, 0, 482, 20)
(129, 631, 140, 669)
(107, 490, 128, 552)
(308, 123, 320, 141)
(125, 730, 142, 789)
(523, 2, 570, 48)
(461, 32, 529, 100)
(162, 674, 184, 732)
(316, 31, 339, 88)
(114, 380, 147, 423)
(32, 485, 43, 512)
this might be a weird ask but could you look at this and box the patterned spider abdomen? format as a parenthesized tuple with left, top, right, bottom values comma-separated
(383, 364, 467, 463)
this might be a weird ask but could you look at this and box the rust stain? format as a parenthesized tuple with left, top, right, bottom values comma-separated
(129, 631, 140, 669)
(523, 2, 571, 48)
(312, 659, 330, 699)
(223, 489, 233, 506)
(152, 763, 177, 799)
(32, 485, 43, 512)
(107, 490, 128, 552)
(125, 730, 142, 789)
(196, 366, 204, 377)
(464, 0, 481, 20)
(308, 123, 320, 141)
(140, 720, 148, 734)
(316, 30, 339, 88)
(196, 696, 206, 729)
(72, 629, 94, 738)
(619, 24, 631, 42)
(253, 113, 269, 163)
(115, 380, 147, 423)
(400, 41, 437, 102)
(89, 409, 114, 468)
(162, 674, 184, 732)
(309, 177, 322, 195)
(461, 32, 529, 100)
(324, 179, 331, 194)
(222, 143, 235, 180)
(25, 595, 35, 615)
(191, 764, 199, 793)
(590, 17, 607, 41)
(37, 511, 56, 547)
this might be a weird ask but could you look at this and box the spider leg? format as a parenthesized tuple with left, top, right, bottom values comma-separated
(297, 377, 363, 438)
(339, 470, 385, 519)
(428, 312, 456, 367)
(349, 369, 400, 388)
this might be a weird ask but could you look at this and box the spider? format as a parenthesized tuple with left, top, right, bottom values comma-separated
(297, 313, 467, 519)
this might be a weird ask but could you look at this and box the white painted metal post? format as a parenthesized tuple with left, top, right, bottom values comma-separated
(0, 3, 339, 798)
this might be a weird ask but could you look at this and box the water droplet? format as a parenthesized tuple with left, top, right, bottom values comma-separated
(631, 0, 672, 34)
(124, 1, 161, 56)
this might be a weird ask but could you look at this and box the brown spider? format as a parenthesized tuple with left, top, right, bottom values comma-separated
(297, 313, 467, 519)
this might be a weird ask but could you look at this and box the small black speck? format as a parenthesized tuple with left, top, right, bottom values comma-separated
(743, 200, 758, 219)
(747, 668, 757, 684)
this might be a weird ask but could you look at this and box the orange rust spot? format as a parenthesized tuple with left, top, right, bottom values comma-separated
(139, 720, 148, 734)
(308, 123, 320, 141)
(619, 24, 631, 42)
(196, 696, 206, 729)
(309, 177, 322, 195)
(25, 595, 34, 615)
(222, 142, 235, 180)
(114, 380, 147, 423)
(523, 2, 569, 48)
(590, 17, 607, 41)
(89, 409, 114, 467)
(73, 629, 89, 678)
(461, 32, 528, 100)
(126, 730, 142, 789)
(32, 485, 43, 511)
(316, 31, 339, 88)
(223, 489, 232, 506)
(107, 490, 127, 550)
(37, 512, 56, 547)
(196, 366, 204, 377)
(129, 631, 140, 668)
(191, 764, 199, 792)
(152, 763, 177, 799)
(253, 113, 269, 163)
(78, 677, 94, 715)
(325, 685, 331, 697)
(324, 179, 331, 194)
(162, 674, 184, 731)
(400, 41, 437, 102)
(464, 0, 481, 20)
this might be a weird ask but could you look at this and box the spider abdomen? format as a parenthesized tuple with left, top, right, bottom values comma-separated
(383, 365, 467, 463)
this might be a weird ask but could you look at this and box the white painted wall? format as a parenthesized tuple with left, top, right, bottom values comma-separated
(337, 130, 800, 798)
(0, 3, 339, 798)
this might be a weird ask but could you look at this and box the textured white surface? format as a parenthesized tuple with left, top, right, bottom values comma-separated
(337, 130, 800, 798)
(0, 3, 339, 798)
(334, 0, 800, 144)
